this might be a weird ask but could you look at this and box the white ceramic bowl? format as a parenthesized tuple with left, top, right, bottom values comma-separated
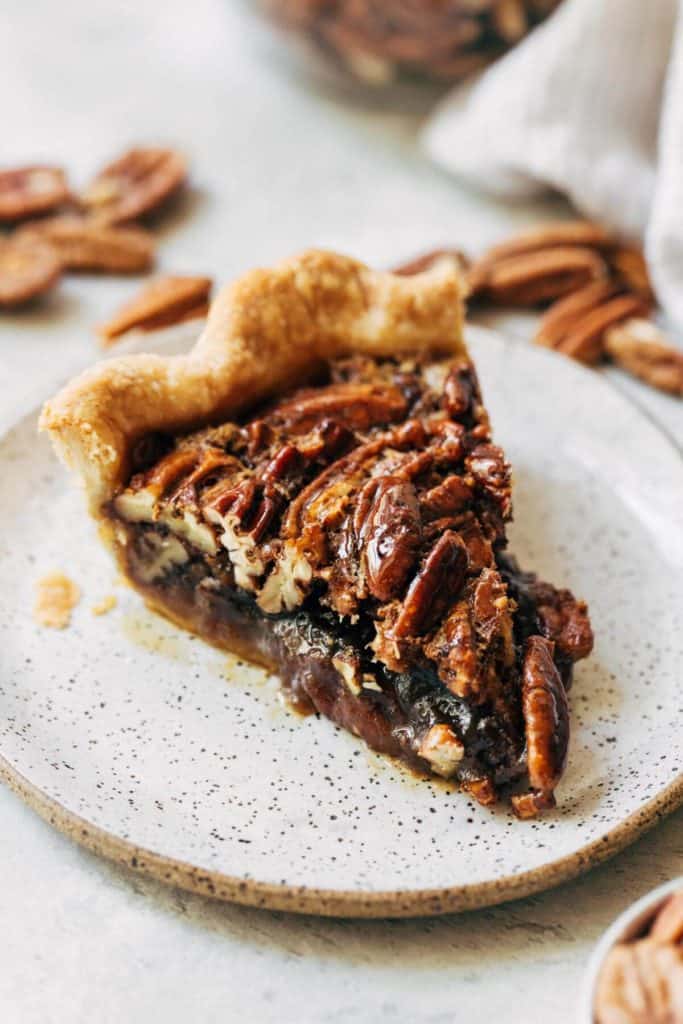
(578, 877, 683, 1022)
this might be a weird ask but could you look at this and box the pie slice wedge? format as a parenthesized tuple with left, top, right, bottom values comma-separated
(41, 250, 593, 816)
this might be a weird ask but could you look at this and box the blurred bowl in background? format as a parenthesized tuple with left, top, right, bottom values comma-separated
(578, 877, 683, 1023)
(250, 0, 563, 89)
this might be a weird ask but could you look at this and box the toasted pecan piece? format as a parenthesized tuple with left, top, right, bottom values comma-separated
(535, 279, 619, 349)
(97, 274, 212, 342)
(604, 318, 683, 395)
(608, 243, 655, 302)
(83, 147, 187, 225)
(475, 219, 614, 266)
(0, 166, 70, 223)
(17, 215, 154, 273)
(469, 246, 607, 307)
(511, 635, 568, 818)
(360, 477, 422, 602)
(393, 531, 469, 639)
(555, 294, 650, 365)
(0, 236, 61, 307)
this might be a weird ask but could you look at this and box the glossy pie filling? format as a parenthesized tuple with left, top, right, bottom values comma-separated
(108, 354, 593, 816)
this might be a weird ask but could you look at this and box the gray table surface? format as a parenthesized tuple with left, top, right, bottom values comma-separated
(1, 3, 681, 1022)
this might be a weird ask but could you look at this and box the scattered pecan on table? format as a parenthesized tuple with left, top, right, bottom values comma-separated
(17, 216, 155, 273)
(97, 275, 212, 343)
(395, 220, 682, 397)
(82, 147, 188, 225)
(0, 236, 62, 307)
(604, 319, 683, 396)
(0, 146, 189, 309)
(0, 166, 70, 223)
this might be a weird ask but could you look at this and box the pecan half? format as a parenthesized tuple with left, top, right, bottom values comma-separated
(0, 166, 70, 222)
(469, 246, 608, 307)
(420, 475, 473, 520)
(516, 635, 569, 800)
(263, 443, 304, 484)
(465, 443, 511, 516)
(144, 448, 200, 496)
(443, 363, 475, 418)
(83, 146, 187, 224)
(272, 384, 407, 434)
(556, 293, 649, 365)
(0, 237, 61, 307)
(17, 216, 154, 273)
(283, 434, 390, 540)
(608, 243, 655, 302)
(393, 531, 468, 638)
(360, 477, 422, 602)
(535, 588, 594, 663)
(535, 279, 618, 350)
(424, 596, 481, 700)
(97, 275, 212, 342)
(604, 318, 683, 395)
(474, 220, 614, 267)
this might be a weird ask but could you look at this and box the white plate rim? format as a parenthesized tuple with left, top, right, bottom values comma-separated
(2, 325, 682, 918)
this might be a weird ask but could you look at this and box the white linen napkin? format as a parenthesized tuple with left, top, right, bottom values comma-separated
(423, 0, 683, 330)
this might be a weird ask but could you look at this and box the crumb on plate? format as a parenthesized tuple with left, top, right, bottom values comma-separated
(34, 571, 80, 629)
(92, 594, 117, 616)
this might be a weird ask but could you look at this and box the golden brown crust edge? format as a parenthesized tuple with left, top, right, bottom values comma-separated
(39, 249, 466, 509)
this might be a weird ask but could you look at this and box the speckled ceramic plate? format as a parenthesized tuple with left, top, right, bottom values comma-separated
(1, 327, 682, 918)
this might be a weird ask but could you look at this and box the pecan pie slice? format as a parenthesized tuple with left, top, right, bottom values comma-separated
(41, 250, 592, 816)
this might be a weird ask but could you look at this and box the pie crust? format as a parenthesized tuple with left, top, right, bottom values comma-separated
(40, 249, 592, 816)
(41, 250, 465, 509)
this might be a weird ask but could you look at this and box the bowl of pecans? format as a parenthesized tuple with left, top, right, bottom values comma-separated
(580, 878, 683, 1023)
(252, 0, 563, 88)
